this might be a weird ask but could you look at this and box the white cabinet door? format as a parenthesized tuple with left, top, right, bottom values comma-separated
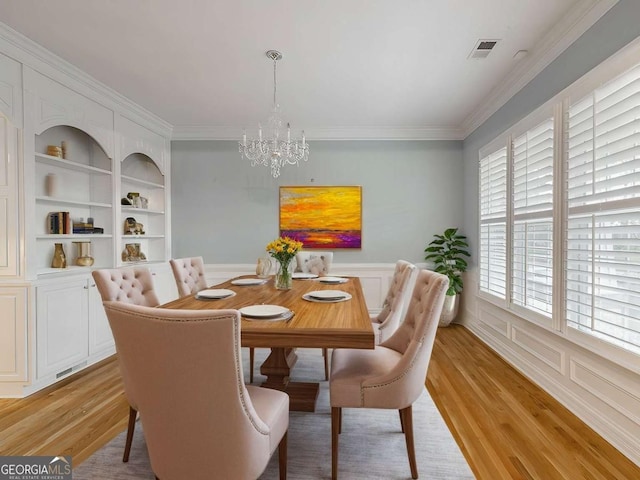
(88, 281, 114, 355)
(0, 287, 28, 382)
(0, 115, 19, 277)
(36, 278, 89, 379)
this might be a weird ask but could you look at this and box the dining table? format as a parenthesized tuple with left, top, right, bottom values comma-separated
(160, 274, 375, 412)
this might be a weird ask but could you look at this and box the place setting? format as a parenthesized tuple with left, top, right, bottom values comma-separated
(195, 288, 236, 300)
(318, 276, 348, 284)
(239, 304, 294, 322)
(230, 277, 269, 286)
(292, 272, 318, 280)
(303, 289, 352, 303)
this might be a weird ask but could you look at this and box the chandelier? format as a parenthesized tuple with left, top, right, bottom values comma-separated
(239, 50, 309, 178)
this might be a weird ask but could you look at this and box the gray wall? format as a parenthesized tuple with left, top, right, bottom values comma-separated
(462, 0, 640, 265)
(171, 140, 463, 264)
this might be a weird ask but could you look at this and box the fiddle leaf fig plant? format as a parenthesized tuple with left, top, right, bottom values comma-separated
(424, 227, 470, 296)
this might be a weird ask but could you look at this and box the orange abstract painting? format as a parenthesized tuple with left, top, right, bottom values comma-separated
(279, 186, 362, 249)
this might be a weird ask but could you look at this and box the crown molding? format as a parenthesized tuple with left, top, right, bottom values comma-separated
(460, 0, 618, 139)
(0, 22, 173, 138)
(171, 125, 465, 141)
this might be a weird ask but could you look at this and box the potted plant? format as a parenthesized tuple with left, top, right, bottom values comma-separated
(424, 227, 470, 326)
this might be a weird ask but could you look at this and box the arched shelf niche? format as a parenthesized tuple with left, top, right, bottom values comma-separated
(119, 152, 166, 265)
(34, 125, 114, 275)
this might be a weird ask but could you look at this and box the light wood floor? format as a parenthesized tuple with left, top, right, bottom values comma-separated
(0, 325, 638, 479)
(426, 325, 640, 480)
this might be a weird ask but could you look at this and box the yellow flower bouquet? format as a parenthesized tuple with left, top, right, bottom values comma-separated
(266, 236, 303, 289)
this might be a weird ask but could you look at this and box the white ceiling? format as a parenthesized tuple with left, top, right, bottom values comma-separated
(0, 1, 613, 139)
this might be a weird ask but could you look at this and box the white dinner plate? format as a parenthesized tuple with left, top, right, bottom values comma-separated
(231, 278, 268, 286)
(196, 289, 236, 299)
(303, 292, 352, 303)
(292, 272, 318, 279)
(318, 276, 348, 284)
(243, 310, 295, 322)
(308, 290, 349, 300)
(239, 304, 290, 318)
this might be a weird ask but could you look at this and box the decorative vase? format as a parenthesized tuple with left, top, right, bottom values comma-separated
(51, 243, 67, 268)
(45, 173, 58, 197)
(73, 241, 94, 266)
(275, 259, 294, 290)
(438, 294, 460, 327)
(256, 256, 272, 278)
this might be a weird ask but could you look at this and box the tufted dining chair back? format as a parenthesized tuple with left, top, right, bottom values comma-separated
(102, 301, 289, 480)
(295, 251, 333, 276)
(329, 269, 449, 479)
(92, 266, 160, 307)
(371, 260, 417, 344)
(91, 266, 160, 463)
(169, 256, 208, 298)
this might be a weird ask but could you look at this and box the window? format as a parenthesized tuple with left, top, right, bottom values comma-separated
(478, 43, 640, 358)
(479, 147, 507, 299)
(512, 119, 554, 317)
(479, 117, 554, 322)
(566, 64, 640, 355)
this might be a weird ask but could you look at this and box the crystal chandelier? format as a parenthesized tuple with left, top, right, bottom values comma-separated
(239, 50, 309, 178)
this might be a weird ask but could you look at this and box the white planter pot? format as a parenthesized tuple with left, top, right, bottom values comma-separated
(438, 293, 460, 327)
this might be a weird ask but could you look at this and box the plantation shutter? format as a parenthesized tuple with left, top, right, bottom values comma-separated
(566, 63, 640, 355)
(479, 147, 507, 298)
(512, 118, 554, 317)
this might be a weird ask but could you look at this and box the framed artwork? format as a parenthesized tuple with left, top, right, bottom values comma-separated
(279, 186, 362, 249)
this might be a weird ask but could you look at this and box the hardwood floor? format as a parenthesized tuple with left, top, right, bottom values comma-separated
(427, 325, 640, 480)
(0, 325, 638, 479)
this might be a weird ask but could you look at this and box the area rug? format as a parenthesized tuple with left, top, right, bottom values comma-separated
(75, 348, 475, 479)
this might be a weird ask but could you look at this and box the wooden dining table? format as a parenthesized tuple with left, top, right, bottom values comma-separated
(161, 275, 375, 411)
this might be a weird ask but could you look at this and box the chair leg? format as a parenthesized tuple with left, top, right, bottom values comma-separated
(399, 409, 405, 433)
(323, 348, 329, 380)
(123, 406, 137, 462)
(331, 407, 341, 480)
(249, 348, 255, 383)
(278, 431, 288, 480)
(400, 406, 418, 479)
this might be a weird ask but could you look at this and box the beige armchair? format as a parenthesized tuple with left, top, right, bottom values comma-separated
(92, 266, 160, 462)
(295, 250, 334, 380)
(169, 256, 259, 383)
(329, 269, 448, 479)
(102, 302, 289, 480)
(169, 256, 208, 298)
(371, 260, 417, 344)
(295, 251, 333, 276)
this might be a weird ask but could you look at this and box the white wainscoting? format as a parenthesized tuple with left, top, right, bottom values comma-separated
(203, 262, 410, 315)
(459, 269, 640, 467)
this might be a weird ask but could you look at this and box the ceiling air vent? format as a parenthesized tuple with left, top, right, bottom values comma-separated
(468, 39, 499, 59)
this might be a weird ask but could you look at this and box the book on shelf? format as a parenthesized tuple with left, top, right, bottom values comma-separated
(48, 211, 71, 234)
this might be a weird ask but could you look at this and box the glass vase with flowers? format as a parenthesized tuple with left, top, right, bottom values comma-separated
(266, 236, 303, 290)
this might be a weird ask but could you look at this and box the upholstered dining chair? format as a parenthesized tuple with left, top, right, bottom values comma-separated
(329, 269, 448, 480)
(295, 251, 334, 380)
(92, 266, 160, 463)
(371, 260, 417, 344)
(169, 256, 258, 383)
(169, 256, 207, 298)
(295, 251, 333, 276)
(102, 302, 289, 480)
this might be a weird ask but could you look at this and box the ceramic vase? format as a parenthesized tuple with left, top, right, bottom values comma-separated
(73, 241, 94, 266)
(51, 243, 66, 268)
(256, 256, 273, 278)
(45, 173, 58, 197)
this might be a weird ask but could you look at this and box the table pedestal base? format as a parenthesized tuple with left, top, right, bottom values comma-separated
(260, 347, 320, 412)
